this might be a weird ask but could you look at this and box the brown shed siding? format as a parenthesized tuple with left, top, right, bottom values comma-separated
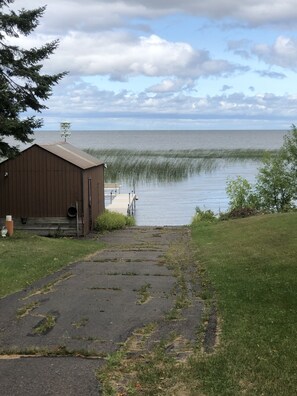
(82, 165, 105, 235)
(0, 143, 104, 235)
(0, 145, 83, 218)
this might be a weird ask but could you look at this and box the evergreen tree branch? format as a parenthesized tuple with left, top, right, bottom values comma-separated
(0, 0, 67, 158)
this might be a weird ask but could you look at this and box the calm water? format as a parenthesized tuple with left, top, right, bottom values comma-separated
(134, 159, 261, 225)
(30, 129, 286, 150)
(16, 129, 286, 225)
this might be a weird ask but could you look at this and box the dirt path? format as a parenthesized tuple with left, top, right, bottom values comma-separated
(0, 227, 204, 395)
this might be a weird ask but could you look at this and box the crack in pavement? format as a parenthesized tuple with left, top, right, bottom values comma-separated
(0, 226, 204, 395)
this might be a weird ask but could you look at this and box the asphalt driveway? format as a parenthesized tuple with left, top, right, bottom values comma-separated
(0, 227, 203, 395)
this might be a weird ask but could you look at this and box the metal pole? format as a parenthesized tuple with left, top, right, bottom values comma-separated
(75, 201, 79, 238)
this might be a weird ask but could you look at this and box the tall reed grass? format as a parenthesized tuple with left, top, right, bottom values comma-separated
(85, 148, 273, 183)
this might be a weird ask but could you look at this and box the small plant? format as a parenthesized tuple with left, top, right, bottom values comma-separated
(24, 273, 72, 299)
(17, 301, 40, 318)
(95, 210, 135, 232)
(166, 307, 181, 320)
(192, 207, 217, 225)
(136, 283, 152, 304)
(125, 215, 136, 227)
(33, 313, 57, 335)
(105, 350, 126, 369)
(71, 317, 89, 328)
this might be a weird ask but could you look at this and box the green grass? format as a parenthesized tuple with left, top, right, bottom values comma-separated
(0, 232, 104, 298)
(190, 212, 297, 395)
(85, 148, 272, 183)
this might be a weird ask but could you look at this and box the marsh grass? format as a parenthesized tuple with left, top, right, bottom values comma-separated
(86, 148, 276, 160)
(85, 148, 272, 183)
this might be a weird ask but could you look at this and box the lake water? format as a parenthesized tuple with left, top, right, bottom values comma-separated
(29, 129, 285, 150)
(22, 129, 287, 226)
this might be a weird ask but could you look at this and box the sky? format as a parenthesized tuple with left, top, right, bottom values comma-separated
(9, 0, 297, 130)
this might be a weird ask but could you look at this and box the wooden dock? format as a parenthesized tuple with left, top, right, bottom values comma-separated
(106, 193, 137, 215)
(104, 183, 137, 215)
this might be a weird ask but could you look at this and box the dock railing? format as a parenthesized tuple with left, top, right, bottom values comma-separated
(104, 183, 137, 215)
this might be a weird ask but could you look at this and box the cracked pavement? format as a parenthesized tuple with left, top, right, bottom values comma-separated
(0, 226, 203, 395)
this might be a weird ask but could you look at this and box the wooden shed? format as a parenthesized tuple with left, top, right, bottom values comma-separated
(0, 142, 105, 236)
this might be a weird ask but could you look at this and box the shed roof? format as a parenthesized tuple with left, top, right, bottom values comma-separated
(38, 142, 104, 169)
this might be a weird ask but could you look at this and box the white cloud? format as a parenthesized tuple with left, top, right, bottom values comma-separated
(253, 36, 297, 70)
(12, 0, 151, 33)
(46, 77, 297, 123)
(38, 33, 240, 80)
(12, 0, 297, 32)
(146, 79, 190, 93)
(77, 0, 297, 27)
(7, 0, 297, 129)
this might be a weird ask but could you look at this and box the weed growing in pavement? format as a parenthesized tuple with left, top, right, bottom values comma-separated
(135, 283, 152, 304)
(23, 272, 73, 300)
(17, 301, 40, 318)
(71, 317, 89, 329)
(33, 313, 57, 335)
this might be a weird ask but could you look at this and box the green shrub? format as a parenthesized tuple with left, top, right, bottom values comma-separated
(256, 152, 296, 212)
(125, 215, 136, 227)
(225, 126, 297, 215)
(226, 176, 259, 211)
(192, 207, 217, 226)
(95, 210, 135, 232)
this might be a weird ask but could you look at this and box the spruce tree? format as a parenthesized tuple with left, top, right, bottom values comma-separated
(0, 0, 66, 158)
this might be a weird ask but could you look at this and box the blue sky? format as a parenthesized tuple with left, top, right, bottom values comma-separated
(11, 0, 297, 130)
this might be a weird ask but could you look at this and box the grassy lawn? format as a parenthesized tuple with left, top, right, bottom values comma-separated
(190, 212, 297, 395)
(0, 232, 104, 298)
